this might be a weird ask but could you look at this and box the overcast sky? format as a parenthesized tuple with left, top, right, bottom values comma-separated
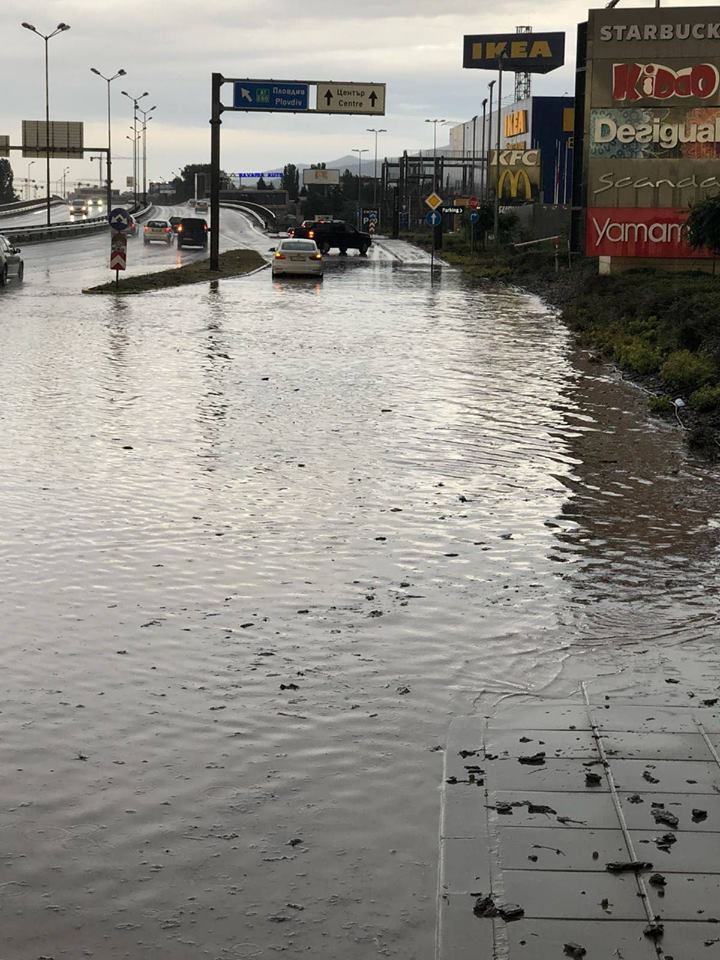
(1, 0, 715, 191)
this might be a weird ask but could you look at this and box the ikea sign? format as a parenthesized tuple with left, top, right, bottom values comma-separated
(463, 32, 565, 73)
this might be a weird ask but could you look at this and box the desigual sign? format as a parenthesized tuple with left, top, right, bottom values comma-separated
(586, 207, 711, 258)
(589, 108, 720, 159)
(612, 62, 720, 102)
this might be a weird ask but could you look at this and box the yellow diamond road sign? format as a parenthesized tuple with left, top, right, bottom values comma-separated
(425, 192, 443, 211)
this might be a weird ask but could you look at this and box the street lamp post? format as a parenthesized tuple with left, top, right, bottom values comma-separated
(138, 106, 156, 206)
(62, 165, 70, 198)
(366, 128, 387, 208)
(21, 20, 71, 226)
(493, 57, 507, 244)
(351, 148, 368, 228)
(26, 161, 35, 201)
(424, 119, 447, 193)
(90, 67, 126, 212)
(486, 81, 496, 202)
(121, 88, 148, 207)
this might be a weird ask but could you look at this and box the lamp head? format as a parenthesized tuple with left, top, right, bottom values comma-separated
(90, 67, 100, 76)
(21, 22, 37, 32)
(57, 23, 71, 31)
(118, 68, 127, 77)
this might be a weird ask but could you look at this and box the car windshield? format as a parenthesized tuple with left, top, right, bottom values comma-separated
(282, 241, 317, 251)
(148, 221, 167, 228)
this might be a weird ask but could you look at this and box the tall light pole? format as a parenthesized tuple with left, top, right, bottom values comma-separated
(62, 165, 70, 198)
(486, 81, 496, 202)
(494, 57, 508, 244)
(366, 128, 387, 207)
(21, 20, 71, 226)
(480, 98, 488, 199)
(90, 67, 126, 211)
(121, 88, 148, 207)
(424, 119, 446, 193)
(26, 161, 35, 201)
(351, 148, 368, 228)
(138, 105, 156, 205)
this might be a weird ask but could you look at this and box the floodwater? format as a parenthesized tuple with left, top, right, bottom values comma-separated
(1, 241, 719, 959)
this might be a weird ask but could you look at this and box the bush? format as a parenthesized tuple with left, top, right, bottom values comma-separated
(647, 394, 674, 414)
(660, 350, 716, 392)
(614, 337, 662, 375)
(689, 384, 720, 412)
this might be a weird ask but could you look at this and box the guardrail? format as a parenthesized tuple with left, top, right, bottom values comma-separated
(0, 196, 66, 218)
(219, 200, 274, 229)
(1, 204, 153, 245)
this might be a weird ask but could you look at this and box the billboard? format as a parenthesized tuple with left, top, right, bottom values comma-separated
(489, 149, 541, 202)
(22, 120, 83, 158)
(586, 207, 712, 258)
(302, 168, 340, 186)
(463, 32, 565, 72)
(582, 6, 720, 259)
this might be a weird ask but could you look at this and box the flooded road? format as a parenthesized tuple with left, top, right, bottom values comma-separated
(1, 240, 719, 959)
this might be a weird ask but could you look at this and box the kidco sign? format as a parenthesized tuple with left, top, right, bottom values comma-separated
(586, 207, 711, 258)
(613, 62, 720, 102)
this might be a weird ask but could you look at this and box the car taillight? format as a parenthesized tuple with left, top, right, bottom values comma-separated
(274, 252, 286, 259)
(164, 226, 170, 233)
(308, 230, 315, 238)
(310, 253, 322, 260)
(143, 225, 149, 232)
(203, 224, 208, 231)
(177, 224, 183, 232)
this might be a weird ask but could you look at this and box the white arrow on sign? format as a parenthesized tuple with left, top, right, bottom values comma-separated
(240, 87, 253, 103)
(316, 82, 385, 116)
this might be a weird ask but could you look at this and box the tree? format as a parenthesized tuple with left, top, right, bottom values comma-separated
(282, 163, 299, 200)
(178, 163, 230, 200)
(0, 160, 18, 204)
(686, 196, 720, 256)
(256, 176, 268, 190)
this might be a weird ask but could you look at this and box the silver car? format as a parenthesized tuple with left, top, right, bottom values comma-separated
(0, 234, 23, 286)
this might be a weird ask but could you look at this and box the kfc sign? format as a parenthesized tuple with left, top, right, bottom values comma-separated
(586, 207, 711, 258)
(613, 62, 720, 102)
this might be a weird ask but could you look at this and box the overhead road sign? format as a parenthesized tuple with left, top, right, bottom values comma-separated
(316, 82, 385, 115)
(233, 81, 309, 112)
(0, 135, 9, 158)
(108, 207, 131, 231)
(425, 192, 444, 210)
(463, 32, 565, 73)
(426, 211, 442, 226)
(22, 120, 84, 158)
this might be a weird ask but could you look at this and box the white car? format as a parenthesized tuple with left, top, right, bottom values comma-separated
(143, 219, 173, 244)
(271, 238, 323, 278)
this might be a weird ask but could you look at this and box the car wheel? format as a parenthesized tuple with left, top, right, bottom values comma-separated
(0, 265, 7, 287)
(17, 263, 24, 282)
(144, 239, 149, 245)
(339, 248, 348, 256)
(319, 242, 330, 254)
(177, 240, 182, 248)
(359, 244, 369, 256)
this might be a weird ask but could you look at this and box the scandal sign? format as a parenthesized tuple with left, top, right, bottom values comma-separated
(586, 207, 712, 258)
(613, 62, 720, 102)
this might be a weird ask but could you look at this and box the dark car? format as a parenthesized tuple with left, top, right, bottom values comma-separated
(176, 217, 208, 249)
(293, 219, 371, 256)
(0, 234, 23, 286)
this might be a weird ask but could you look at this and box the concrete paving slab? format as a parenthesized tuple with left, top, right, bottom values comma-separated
(488, 702, 593, 731)
(591, 704, 720, 733)
(437, 894, 495, 960)
(645, 873, 720, 921)
(503, 869, 647, 921)
(632, 830, 720, 874)
(611, 759, 720, 795)
(442, 783, 488, 840)
(503, 918, 657, 959)
(604, 732, 714, 761)
(619, 791, 720, 832)
(659, 921, 720, 957)
(440, 838, 492, 893)
(490, 789, 620, 829)
(486, 729, 598, 760)
(489, 758, 610, 793)
(500, 826, 628, 871)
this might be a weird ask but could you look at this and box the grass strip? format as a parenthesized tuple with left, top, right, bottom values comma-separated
(83, 248, 266, 295)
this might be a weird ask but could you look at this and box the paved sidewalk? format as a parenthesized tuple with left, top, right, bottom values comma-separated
(438, 684, 720, 959)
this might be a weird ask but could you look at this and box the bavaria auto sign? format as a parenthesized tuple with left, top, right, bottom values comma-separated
(463, 32, 565, 73)
(586, 207, 711, 258)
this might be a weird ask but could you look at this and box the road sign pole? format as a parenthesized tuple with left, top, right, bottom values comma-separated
(209, 72, 223, 271)
(493, 57, 503, 246)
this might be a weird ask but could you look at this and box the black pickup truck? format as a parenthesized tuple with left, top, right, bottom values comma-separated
(292, 219, 372, 256)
